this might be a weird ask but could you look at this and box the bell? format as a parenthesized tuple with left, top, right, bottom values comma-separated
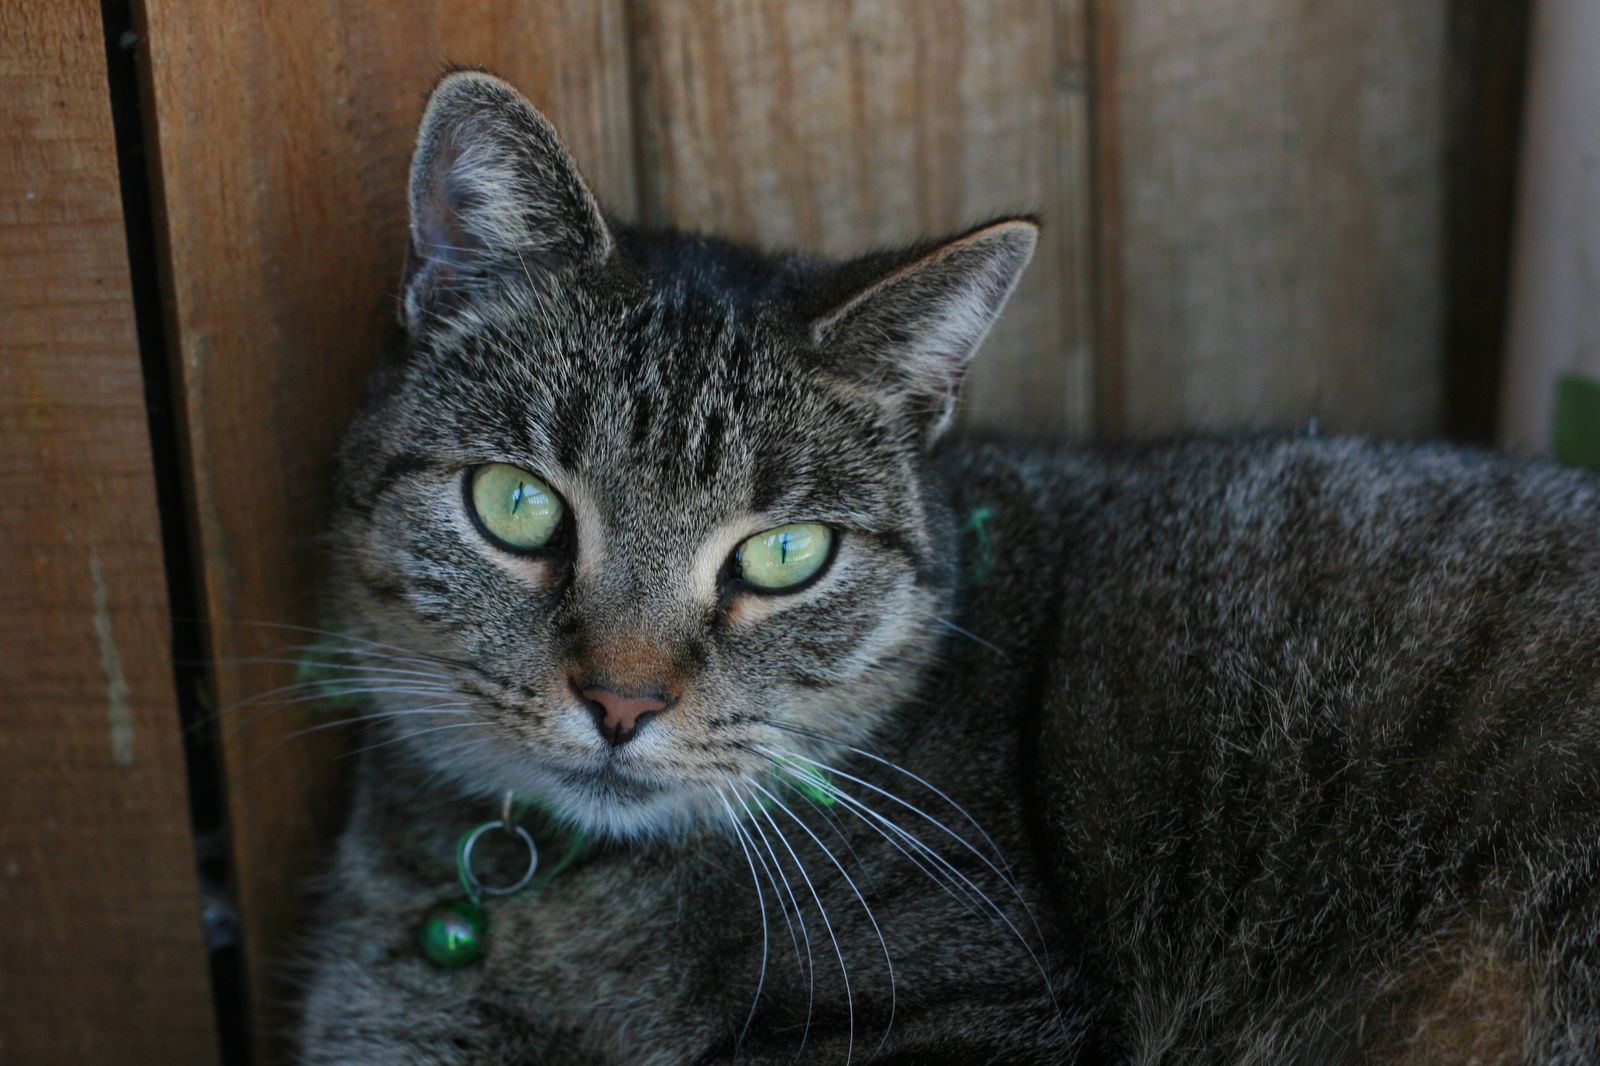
(418, 896, 487, 967)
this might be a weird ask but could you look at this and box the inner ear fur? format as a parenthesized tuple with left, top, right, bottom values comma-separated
(402, 70, 613, 328)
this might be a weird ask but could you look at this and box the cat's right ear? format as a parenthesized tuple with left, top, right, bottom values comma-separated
(402, 71, 614, 331)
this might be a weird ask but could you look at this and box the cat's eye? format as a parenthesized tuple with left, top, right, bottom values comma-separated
(734, 523, 834, 591)
(467, 463, 565, 552)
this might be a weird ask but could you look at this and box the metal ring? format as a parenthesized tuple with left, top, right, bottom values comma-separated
(460, 821, 539, 897)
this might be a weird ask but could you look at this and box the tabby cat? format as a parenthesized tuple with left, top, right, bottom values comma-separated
(296, 71, 1600, 1064)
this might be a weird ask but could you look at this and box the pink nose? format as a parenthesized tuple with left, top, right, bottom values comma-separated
(581, 687, 669, 747)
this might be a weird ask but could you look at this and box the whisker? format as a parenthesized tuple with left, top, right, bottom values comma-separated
(265, 705, 473, 747)
(214, 619, 438, 658)
(742, 784, 854, 1066)
(716, 788, 771, 1050)
(212, 619, 488, 676)
(823, 778, 994, 920)
(743, 728, 997, 916)
(735, 796, 808, 979)
(739, 787, 816, 1057)
(203, 655, 455, 682)
(921, 611, 1011, 662)
(204, 683, 463, 741)
(788, 769, 1058, 1010)
(246, 706, 478, 767)
(762, 720, 1019, 889)
(766, 747, 1027, 903)
(751, 781, 896, 1060)
(236, 678, 458, 708)
(405, 738, 496, 802)
(839, 745, 1019, 886)
(784, 759, 993, 923)
(794, 787, 878, 896)
(199, 676, 457, 728)
(760, 747, 1056, 995)
(337, 720, 494, 760)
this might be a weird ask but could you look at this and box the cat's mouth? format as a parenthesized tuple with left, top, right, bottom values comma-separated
(557, 758, 666, 800)
(537, 752, 729, 839)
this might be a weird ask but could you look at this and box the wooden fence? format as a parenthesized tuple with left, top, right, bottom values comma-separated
(2, 1, 1526, 1061)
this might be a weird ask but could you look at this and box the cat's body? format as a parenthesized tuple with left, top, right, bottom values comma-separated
(296, 73, 1600, 1063)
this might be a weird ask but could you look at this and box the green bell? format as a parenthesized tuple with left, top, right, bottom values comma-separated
(418, 896, 487, 967)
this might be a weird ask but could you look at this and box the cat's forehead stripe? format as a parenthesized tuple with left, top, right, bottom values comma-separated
(694, 410, 725, 487)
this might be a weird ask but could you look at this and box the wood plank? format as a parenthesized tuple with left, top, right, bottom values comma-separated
(632, 0, 1097, 436)
(132, 1, 636, 1057)
(1498, 0, 1600, 451)
(0, 0, 217, 1061)
(1100, 0, 1448, 436)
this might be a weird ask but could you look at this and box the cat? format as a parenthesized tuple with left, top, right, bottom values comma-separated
(294, 70, 1600, 1064)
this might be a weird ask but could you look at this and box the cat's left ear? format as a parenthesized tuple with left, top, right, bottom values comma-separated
(811, 219, 1037, 442)
(402, 70, 614, 330)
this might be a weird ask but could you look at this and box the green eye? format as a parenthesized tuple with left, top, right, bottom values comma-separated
(468, 464, 565, 551)
(735, 523, 834, 591)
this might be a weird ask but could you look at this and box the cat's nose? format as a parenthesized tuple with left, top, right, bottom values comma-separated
(579, 685, 669, 747)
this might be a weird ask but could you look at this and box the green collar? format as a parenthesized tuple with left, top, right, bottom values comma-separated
(421, 793, 593, 968)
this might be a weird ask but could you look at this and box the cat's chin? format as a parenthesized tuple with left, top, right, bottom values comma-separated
(529, 771, 737, 842)
(550, 780, 724, 841)
(424, 743, 744, 842)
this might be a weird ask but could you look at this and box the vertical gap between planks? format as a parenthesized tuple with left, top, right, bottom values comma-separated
(1085, 0, 1125, 437)
(111, 0, 252, 1060)
(1443, 0, 1531, 443)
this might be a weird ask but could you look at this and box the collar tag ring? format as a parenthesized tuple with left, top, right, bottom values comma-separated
(459, 821, 539, 898)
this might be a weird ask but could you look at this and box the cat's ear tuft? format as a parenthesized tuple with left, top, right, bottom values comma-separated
(402, 71, 614, 329)
(811, 219, 1037, 442)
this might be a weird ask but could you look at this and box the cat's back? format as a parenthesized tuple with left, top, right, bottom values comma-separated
(945, 433, 1600, 1063)
(953, 432, 1600, 682)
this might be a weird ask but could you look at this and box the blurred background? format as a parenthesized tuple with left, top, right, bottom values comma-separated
(4, 0, 1593, 1062)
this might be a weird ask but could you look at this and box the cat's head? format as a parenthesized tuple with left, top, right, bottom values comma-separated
(328, 71, 1035, 839)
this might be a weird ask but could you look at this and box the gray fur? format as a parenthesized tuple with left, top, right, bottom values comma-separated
(298, 72, 1600, 1063)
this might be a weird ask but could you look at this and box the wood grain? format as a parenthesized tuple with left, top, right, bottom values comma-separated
(0, 0, 217, 1060)
(1100, 0, 1447, 436)
(631, 0, 1097, 436)
(133, 1, 635, 1056)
